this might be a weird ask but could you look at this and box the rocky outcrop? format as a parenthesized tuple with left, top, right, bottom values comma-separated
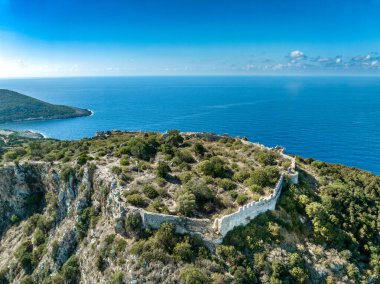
(0, 162, 98, 281)
(0, 164, 48, 235)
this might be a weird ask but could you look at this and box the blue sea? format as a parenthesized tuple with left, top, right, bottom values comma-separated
(0, 76, 379, 174)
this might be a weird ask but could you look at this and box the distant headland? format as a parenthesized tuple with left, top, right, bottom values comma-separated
(0, 89, 91, 124)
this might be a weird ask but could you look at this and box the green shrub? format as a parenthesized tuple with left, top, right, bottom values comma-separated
(148, 200, 169, 214)
(60, 166, 75, 182)
(120, 156, 129, 166)
(126, 137, 158, 161)
(233, 266, 257, 284)
(61, 256, 80, 283)
(125, 194, 146, 208)
(254, 150, 279, 166)
(4, 147, 27, 161)
(160, 143, 174, 156)
(20, 276, 35, 284)
(179, 172, 192, 184)
(77, 154, 91, 165)
(15, 240, 33, 273)
(165, 130, 184, 147)
(51, 241, 59, 262)
(236, 194, 248, 205)
(111, 166, 122, 175)
(198, 157, 226, 178)
(76, 207, 98, 239)
(250, 184, 262, 194)
(173, 241, 194, 262)
(110, 271, 124, 284)
(218, 178, 236, 191)
(311, 160, 326, 169)
(154, 223, 177, 252)
(156, 161, 171, 179)
(33, 228, 46, 246)
(180, 266, 210, 284)
(142, 185, 159, 199)
(230, 191, 238, 199)
(192, 142, 206, 156)
(10, 214, 20, 224)
(95, 255, 106, 272)
(120, 173, 132, 184)
(232, 171, 250, 183)
(124, 212, 142, 234)
(247, 166, 280, 187)
(177, 191, 196, 216)
(184, 179, 215, 208)
(175, 149, 195, 163)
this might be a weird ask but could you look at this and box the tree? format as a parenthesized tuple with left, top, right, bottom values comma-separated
(61, 256, 80, 283)
(177, 191, 196, 216)
(254, 150, 279, 166)
(142, 184, 159, 199)
(193, 142, 206, 156)
(233, 266, 257, 284)
(127, 137, 157, 161)
(248, 166, 279, 187)
(156, 161, 171, 179)
(125, 194, 147, 208)
(174, 240, 194, 262)
(180, 266, 210, 284)
(155, 223, 177, 252)
(165, 130, 184, 147)
(199, 156, 226, 178)
(15, 240, 33, 274)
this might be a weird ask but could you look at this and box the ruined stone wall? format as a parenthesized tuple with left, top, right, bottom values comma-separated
(140, 210, 213, 236)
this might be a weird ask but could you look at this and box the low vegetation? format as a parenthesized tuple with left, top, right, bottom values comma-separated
(0, 130, 378, 283)
(0, 130, 287, 219)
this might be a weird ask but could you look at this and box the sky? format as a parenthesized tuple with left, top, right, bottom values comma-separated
(0, 0, 380, 77)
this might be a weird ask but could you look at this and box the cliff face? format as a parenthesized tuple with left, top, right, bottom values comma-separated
(0, 162, 186, 283)
(0, 164, 48, 235)
(0, 162, 98, 282)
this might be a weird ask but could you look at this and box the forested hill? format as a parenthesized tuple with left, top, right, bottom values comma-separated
(0, 89, 91, 124)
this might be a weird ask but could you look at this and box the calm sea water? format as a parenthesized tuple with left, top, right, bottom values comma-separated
(0, 76, 379, 174)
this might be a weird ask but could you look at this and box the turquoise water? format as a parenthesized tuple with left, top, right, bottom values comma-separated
(0, 76, 379, 174)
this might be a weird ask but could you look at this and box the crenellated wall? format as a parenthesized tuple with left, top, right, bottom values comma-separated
(213, 174, 284, 238)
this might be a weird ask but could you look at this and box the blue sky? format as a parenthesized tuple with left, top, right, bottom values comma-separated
(0, 0, 380, 77)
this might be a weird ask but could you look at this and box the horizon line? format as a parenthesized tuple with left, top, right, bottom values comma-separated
(1, 73, 380, 80)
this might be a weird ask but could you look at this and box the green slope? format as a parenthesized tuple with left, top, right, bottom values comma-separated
(0, 89, 91, 124)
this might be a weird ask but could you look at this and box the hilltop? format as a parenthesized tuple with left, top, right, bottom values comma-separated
(0, 89, 91, 124)
(0, 130, 378, 283)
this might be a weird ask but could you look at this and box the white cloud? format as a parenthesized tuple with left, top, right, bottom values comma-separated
(272, 64, 283, 71)
(288, 50, 306, 60)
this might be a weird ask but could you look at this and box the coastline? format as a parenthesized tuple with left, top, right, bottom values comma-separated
(0, 108, 92, 125)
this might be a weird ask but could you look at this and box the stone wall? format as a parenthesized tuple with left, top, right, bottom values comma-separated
(213, 174, 284, 238)
(280, 152, 298, 184)
(140, 210, 213, 236)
